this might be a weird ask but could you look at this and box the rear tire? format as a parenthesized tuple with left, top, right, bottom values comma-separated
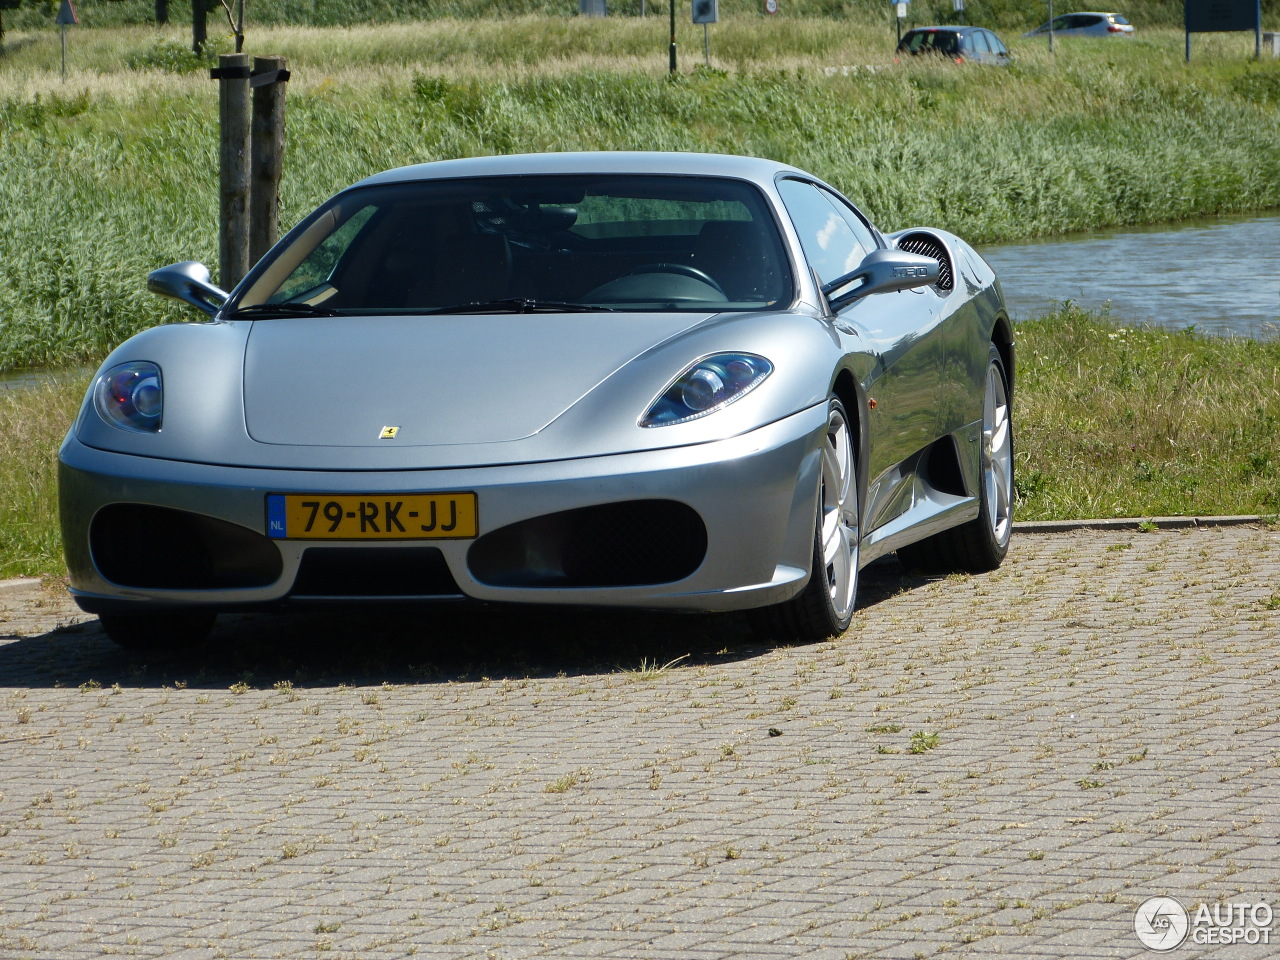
(898, 344, 1012, 573)
(751, 398, 860, 643)
(98, 612, 217, 651)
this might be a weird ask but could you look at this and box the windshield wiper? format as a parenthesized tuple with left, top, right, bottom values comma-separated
(228, 302, 343, 318)
(423, 298, 613, 315)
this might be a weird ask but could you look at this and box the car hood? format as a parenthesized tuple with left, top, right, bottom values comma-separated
(75, 306, 837, 472)
(243, 313, 702, 447)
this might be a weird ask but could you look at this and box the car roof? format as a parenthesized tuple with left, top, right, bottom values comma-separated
(354, 152, 807, 188)
(904, 25, 982, 33)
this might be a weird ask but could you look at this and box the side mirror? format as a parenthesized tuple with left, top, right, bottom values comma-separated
(821, 249, 941, 311)
(146, 261, 228, 317)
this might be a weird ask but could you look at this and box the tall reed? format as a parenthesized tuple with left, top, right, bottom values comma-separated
(3, 21, 1279, 370)
(4, 0, 1275, 32)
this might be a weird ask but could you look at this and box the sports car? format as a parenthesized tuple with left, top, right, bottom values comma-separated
(59, 152, 1014, 649)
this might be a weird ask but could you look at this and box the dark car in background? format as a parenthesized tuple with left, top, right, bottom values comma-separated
(896, 26, 1012, 65)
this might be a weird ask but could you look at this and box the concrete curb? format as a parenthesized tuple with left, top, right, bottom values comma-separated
(1013, 514, 1272, 533)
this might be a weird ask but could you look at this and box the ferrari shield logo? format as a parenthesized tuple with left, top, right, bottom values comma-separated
(379, 426, 399, 440)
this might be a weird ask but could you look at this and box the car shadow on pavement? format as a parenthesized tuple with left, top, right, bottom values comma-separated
(0, 555, 936, 691)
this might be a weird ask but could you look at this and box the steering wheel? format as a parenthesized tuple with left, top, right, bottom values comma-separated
(627, 263, 726, 296)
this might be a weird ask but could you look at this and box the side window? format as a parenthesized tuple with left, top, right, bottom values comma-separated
(968, 31, 989, 54)
(984, 30, 1008, 56)
(777, 179, 872, 285)
(819, 187, 879, 262)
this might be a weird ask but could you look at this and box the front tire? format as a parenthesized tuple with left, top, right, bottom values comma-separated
(99, 611, 217, 651)
(751, 398, 860, 643)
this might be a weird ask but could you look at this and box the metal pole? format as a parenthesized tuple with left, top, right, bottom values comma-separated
(703, 22, 709, 64)
(1185, 1, 1191, 63)
(250, 56, 289, 266)
(217, 53, 251, 290)
(61, 25, 67, 81)
(669, 0, 677, 73)
(1048, 0, 1054, 54)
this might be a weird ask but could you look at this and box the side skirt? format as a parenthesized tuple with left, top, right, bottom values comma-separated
(861, 494, 979, 566)
(859, 429, 982, 566)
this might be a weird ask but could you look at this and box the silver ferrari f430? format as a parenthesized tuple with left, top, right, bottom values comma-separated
(59, 152, 1014, 649)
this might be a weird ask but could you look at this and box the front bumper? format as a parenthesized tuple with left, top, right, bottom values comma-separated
(59, 405, 828, 616)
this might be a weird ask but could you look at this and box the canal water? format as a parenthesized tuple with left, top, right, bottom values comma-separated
(0, 370, 57, 390)
(979, 212, 1280, 340)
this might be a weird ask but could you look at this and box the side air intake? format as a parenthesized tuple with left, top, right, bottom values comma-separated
(895, 232, 953, 292)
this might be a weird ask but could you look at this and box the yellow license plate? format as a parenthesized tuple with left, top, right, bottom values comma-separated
(266, 493, 478, 540)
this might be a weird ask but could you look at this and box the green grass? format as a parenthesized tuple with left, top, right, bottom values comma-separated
(1015, 307, 1280, 521)
(0, 371, 88, 578)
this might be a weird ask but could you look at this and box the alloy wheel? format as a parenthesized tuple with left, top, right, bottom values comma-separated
(983, 361, 1013, 548)
(819, 404, 859, 621)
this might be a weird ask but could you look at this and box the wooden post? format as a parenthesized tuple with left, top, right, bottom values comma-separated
(249, 56, 289, 266)
(217, 53, 251, 290)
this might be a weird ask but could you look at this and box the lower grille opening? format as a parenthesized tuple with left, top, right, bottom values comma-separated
(91, 504, 282, 590)
(292, 547, 461, 598)
(469, 500, 707, 588)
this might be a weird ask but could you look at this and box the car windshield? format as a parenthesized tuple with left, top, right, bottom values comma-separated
(901, 30, 961, 55)
(236, 174, 793, 314)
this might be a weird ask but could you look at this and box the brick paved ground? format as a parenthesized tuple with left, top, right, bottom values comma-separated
(1, 524, 1278, 959)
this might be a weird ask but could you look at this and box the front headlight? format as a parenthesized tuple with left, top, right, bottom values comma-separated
(93, 361, 163, 433)
(640, 353, 773, 428)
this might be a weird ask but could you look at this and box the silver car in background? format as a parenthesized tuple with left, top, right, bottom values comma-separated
(59, 152, 1014, 650)
(1025, 11, 1135, 37)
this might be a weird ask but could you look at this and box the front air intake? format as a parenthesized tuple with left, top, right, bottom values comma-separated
(91, 504, 282, 590)
(469, 500, 707, 588)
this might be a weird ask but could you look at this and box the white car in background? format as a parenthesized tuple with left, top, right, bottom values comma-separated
(1025, 11, 1135, 37)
